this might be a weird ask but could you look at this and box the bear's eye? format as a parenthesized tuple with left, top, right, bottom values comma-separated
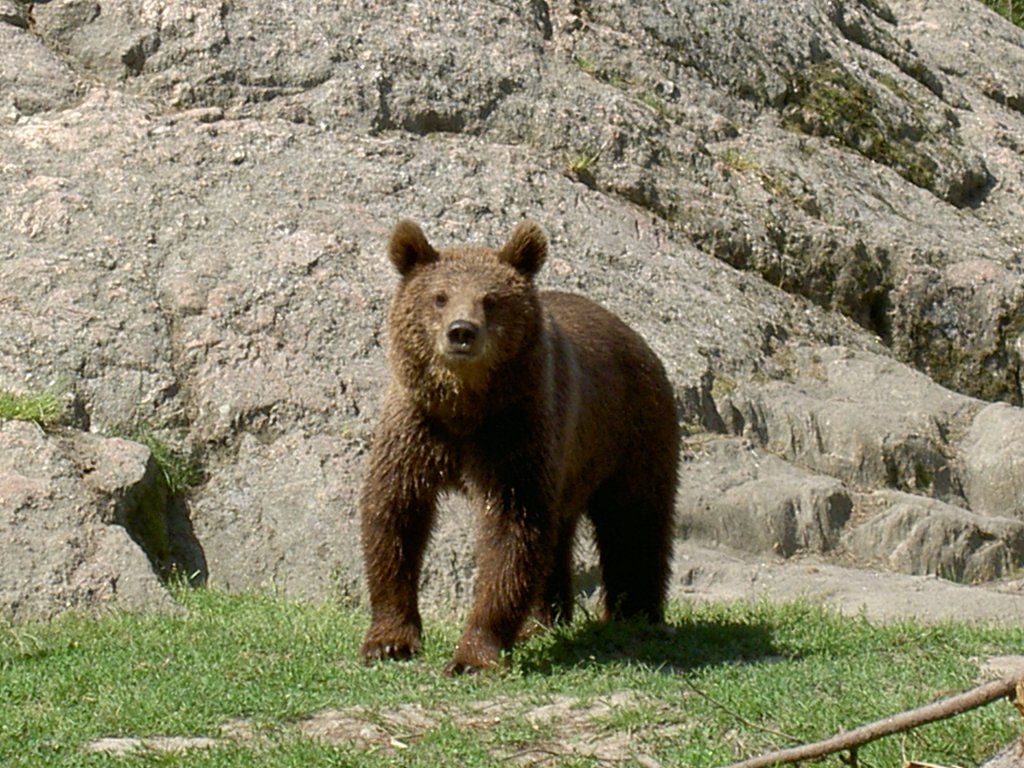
(433, 292, 448, 308)
(482, 294, 497, 312)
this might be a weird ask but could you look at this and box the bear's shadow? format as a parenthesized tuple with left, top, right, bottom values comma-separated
(517, 611, 783, 675)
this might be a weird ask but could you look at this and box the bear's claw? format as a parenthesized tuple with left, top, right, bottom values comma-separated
(442, 659, 483, 676)
(360, 638, 421, 663)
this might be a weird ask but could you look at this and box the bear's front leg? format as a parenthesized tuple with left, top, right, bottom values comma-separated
(444, 482, 553, 675)
(359, 423, 442, 663)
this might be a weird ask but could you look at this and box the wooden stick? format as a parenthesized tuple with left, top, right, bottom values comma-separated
(724, 673, 1023, 768)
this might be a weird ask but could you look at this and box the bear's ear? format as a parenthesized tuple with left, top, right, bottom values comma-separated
(498, 220, 547, 278)
(389, 219, 439, 276)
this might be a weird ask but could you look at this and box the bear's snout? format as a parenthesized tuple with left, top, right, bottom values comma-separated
(446, 319, 482, 356)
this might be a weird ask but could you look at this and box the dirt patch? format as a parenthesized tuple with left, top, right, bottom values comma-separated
(297, 691, 674, 764)
(86, 736, 220, 756)
(85, 691, 676, 765)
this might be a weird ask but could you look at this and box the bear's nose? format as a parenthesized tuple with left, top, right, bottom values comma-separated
(447, 320, 479, 350)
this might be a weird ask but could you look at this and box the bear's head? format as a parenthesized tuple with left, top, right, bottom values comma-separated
(384, 219, 548, 414)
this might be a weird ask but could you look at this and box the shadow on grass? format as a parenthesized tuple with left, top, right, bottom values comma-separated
(518, 611, 785, 675)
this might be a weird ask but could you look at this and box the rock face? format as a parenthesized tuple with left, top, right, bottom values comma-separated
(0, 420, 186, 620)
(2, 0, 1024, 626)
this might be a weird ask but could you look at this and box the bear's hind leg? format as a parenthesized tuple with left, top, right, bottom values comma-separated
(524, 514, 578, 636)
(587, 473, 674, 623)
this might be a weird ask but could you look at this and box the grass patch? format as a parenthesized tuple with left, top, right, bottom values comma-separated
(109, 425, 203, 495)
(0, 387, 62, 427)
(564, 139, 611, 188)
(565, 146, 602, 187)
(720, 147, 761, 173)
(132, 431, 203, 495)
(571, 53, 597, 75)
(1, 594, 1021, 767)
(981, 0, 1024, 27)
(638, 91, 669, 119)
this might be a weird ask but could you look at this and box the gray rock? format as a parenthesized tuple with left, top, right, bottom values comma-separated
(889, 260, 1024, 405)
(0, 24, 83, 119)
(699, 345, 1024, 585)
(189, 429, 489, 614)
(844, 490, 1024, 582)
(678, 437, 852, 557)
(17, 0, 1024, 406)
(0, 1, 31, 30)
(0, 421, 177, 619)
(961, 402, 1024, 520)
(719, 345, 980, 500)
(188, 431, 365, 601)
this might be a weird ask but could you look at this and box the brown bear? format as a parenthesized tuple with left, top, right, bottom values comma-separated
(359, 219, 679, 675)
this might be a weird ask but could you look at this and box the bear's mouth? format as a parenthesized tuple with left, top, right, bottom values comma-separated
(443, 345, 483, 361)
(436, 345, 493, 392)
(446, 340, 479, 356)
(439, 341, 491, 377)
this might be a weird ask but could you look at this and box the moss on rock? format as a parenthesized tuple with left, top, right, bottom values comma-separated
(782, 60, 940, 193)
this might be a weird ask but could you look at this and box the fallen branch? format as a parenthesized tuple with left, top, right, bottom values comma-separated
(724, 672, 1024, 768)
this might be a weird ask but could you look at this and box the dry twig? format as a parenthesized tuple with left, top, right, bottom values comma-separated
(724, 672, 1024, 768)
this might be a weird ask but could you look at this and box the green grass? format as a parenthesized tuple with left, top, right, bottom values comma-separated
(981, 0, 1024, 27)
(2, 593, 1022, 767)
(0, 387, 61, 427)
(117, 427, 204, 495)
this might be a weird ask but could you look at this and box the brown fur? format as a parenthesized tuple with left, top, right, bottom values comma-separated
(359, 219, 679, 674)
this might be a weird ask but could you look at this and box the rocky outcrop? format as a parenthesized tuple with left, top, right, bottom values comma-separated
(2, 0, 1024, 624)
(708, 344, 1024, 578)
(0, 420, 191, 620)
